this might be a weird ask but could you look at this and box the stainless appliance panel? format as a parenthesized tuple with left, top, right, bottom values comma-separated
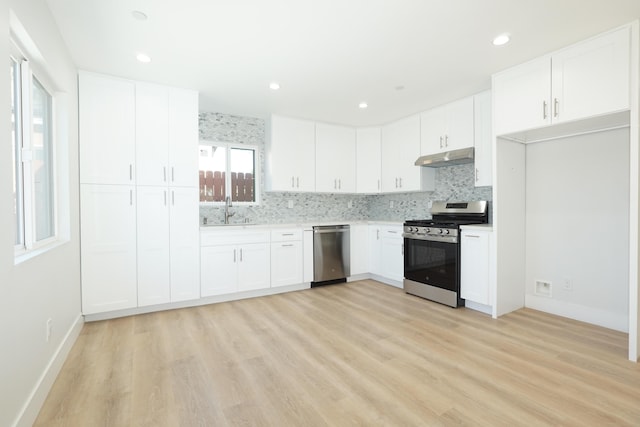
(312, 225, 350, 284)
(403, 278, 459, 307)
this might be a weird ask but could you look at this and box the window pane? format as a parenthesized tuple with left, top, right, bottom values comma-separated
(32, 77, 54, 241)
(199, 145, 226, 202)
(230, 147, 255, 202)
(11, 58, 24, 246)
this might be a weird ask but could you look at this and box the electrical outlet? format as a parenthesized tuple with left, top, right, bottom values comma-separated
(46, 318, 52, 342)
(390, 201, 394, 208)
(348, 200, 353, 209)
(287, 200, 294, 209)
(563, 278, 573, 291)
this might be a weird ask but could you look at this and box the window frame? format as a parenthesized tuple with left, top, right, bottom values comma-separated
(11, 39, 58, 257)
(198, 140, 260, 206)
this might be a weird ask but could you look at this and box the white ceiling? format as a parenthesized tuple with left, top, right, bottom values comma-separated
(46, 0, 640, 127)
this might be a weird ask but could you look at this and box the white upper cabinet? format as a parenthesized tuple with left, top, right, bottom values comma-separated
(420, 96, 474, 154)
(473, 91, 492, 187)
(493, 25, 630, 136)
(356, 127, 382, 194)
(169, 88, 199, 187)
(79, 72, 135, 185)
(381, 115, 435, 192)
(315, 123, 356, 193)
(136, 83, 169, 186)
(266, 115, 316, 192)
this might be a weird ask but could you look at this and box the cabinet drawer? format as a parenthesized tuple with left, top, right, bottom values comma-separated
(201, 229, 270, 246)
(271, 229, 302, 242)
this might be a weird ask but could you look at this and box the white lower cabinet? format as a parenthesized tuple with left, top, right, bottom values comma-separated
(368, 224, 404, 283)
(200, 230, 271, 296)
(380, 226, 404, 283)
(350, 224, 369, 276)
(80, 184, 137, 314)
(271, 229, 303, 287)
(460, 227, 492, 306)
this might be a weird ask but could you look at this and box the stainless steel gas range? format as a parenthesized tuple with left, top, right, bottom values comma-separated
(403, 201, 488, 307)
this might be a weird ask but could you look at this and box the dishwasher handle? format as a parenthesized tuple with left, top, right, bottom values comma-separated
(313, 225, 350, 234)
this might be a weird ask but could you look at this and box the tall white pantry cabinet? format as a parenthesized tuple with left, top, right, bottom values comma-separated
(79, 71, 200, 315)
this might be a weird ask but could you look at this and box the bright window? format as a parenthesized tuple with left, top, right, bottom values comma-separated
(11, 42, 57, 254)
(199, 142, 259, 204)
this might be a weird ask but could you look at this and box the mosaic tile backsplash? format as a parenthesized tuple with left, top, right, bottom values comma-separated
(199, 112, 492, 225)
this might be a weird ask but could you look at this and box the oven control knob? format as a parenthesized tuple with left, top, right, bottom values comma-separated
(444, 229, 450, 235)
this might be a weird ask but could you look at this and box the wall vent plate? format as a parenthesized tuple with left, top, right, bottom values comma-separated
(535, 280, 552, 297)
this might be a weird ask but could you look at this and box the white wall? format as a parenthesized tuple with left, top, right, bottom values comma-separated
(0, 1, 81, 426)
(524, 128, 630, 331)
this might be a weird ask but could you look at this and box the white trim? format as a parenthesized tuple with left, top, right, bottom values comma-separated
(525, 294, 628, 333)
(465, 300, 492, 315)
(12, 314, 84, 427)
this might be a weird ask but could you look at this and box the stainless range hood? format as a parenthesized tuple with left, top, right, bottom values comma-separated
(414, 147, 474, 167)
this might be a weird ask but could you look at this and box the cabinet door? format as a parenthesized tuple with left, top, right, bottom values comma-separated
(381, 115, 421, 192)
(238, 243, 271, 291)
(137, 186, 171, 307)
(170, 187, 200, 302)
(492, 56, 551, 136)
(271, 241, 303, 287)
(349, 224, 369, 276)
(420, 106, 446, 155)
(80, 184, 137, 314)
(473, 91, 492, 187)
(461, 231, 490, 305)
(169, 88, 199, 187)
(445, 96, 475, 151)
(356, 127, 381, 193)
(380, 228, 404, 282)
(79, 72, 135, 185)
(201, 245, 237, 296)
(315, 123, 356, 193)
(551, 26, 630, 124)
(136, 83, 169, 186)
(368, 226, 382, 276)
(267, 115, 316, 192)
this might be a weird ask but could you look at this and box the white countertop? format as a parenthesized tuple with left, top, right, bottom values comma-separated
(200, 220, 402, 231)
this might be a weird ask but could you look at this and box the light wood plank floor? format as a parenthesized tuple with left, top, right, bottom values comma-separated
(35, 280, 640, 426)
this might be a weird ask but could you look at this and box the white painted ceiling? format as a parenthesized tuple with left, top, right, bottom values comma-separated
(46, 0, 640, 127)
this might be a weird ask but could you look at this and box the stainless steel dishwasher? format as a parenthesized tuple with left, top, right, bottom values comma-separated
(312, 225, 350, 287)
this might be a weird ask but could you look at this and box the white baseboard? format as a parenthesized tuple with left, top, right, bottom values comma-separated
(525, 294, 628, 332)
(15, 313, 84, 427)
(465, 300, 492, 315)
(369, 274, 402, 288)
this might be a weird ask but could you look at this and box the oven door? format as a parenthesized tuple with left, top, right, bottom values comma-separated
(404, 237, 459, 292)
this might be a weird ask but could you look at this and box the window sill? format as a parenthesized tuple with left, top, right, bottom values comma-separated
(14, 238, 70, 265)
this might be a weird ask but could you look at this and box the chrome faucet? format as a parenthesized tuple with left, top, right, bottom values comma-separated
(224, 196, 235, 224)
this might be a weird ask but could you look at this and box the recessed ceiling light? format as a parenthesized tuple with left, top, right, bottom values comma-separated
(358, 102, 368, 109)
(136, 53, 152, 63)
(131, 10, 148, 21)
(492, 33, 511, 46)
(269, 82, 280, 90)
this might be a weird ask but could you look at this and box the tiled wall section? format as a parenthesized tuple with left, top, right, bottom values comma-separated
(199, 112, 492, 225)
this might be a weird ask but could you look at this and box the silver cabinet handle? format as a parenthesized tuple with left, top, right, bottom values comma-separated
(297, 177, 300, 188)
(282, 244, 294, 247)
(171, 167, 175, 182)
(129, 164, 133, 181)
(172, 190, 175, 206)
(291, 176, 295, 188)
(163, 166, 167, 182)
(543, 100, 548, 119)
(338, 179, 341, 190)
(465, 234, 480, 238)
(164, 190, 167, 206)
(233, 249, 237, 263)
(475, 168, 479, 182)
(444, 135, 449, 147)
(553, 98, 559, 118)
(130, 189, 133, 205)
(395, 177, 398, 188)
(334, 179, 337, 189)
(439, 136, 443, 149)
(401, 243, 404, 255)
(399, 177, 402, 188)
(240, 248, 243, 262)
(376, 229, 380, 240)
(282, 233, 294, 236)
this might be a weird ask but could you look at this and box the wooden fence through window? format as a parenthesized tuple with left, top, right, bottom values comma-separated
(199, 171, 254, 202)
